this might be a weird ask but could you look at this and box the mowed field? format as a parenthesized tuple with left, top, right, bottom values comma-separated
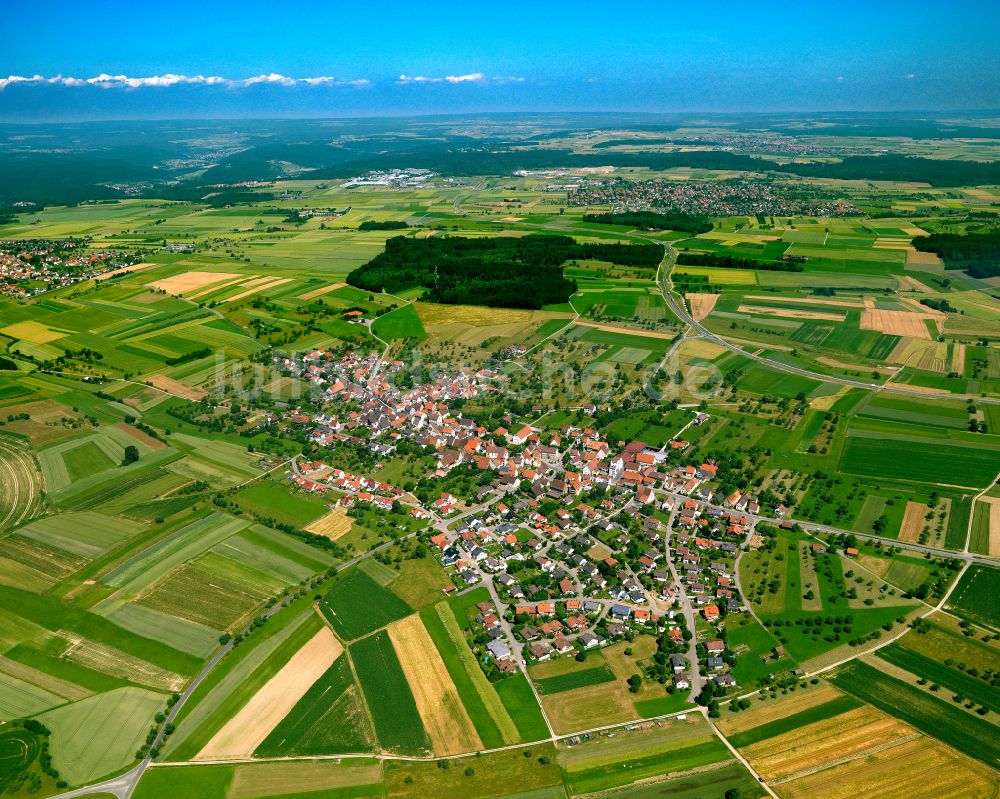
(0, 433, 44, 534)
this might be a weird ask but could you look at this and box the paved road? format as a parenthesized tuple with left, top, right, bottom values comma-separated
(657, 245, 1000, 405)
(663, 509, 704, 699)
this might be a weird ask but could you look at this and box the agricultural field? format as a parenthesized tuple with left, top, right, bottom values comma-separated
(0, 112, 998, 798)
(349, 629, 431, 756)
(557, 716, 734, 796)
(724, 681, 998, 799)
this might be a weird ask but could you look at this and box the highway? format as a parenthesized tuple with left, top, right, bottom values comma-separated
(656, 244, 1000, 405)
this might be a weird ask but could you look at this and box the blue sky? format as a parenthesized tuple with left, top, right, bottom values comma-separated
(2, 0, 999, 120)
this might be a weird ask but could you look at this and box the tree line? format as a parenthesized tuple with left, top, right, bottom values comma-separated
(676, 252, 804, 272)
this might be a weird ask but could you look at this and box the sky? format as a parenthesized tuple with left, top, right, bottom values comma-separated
(2, 0, 999, 121)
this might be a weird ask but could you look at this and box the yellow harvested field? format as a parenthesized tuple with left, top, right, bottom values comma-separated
(304, 507, 352, 540)
(809, 390, 847, 411)
(416, 301, 569, 347)
(0, 321, 68, 344)
(744, 294, 864, 308)
(906, 248, 943, 266)
(387, 615, 481, 756)
(186, 276, 247, 300)
(898, 501, 929, 543)
(197, 626, 343, 760)
(887, 336, 929, 364)
(298, 282, 347, 300)
(94, 262, 159, 281)
(147, 375, 208, 401)
(228, 762, 382, 799)
(950, 342, 965, 374)
(686, 293, 720, 321)
(150, 271, 243, 294)
(741, 706, 913, 782)
(777, 735, 998, 799)
(498, 216, 525, 222)
(860, 309, 935, 339)
(718, 684, 843, 736)
(223, 277, 293, 303)
(873, 238, 910, 249)
(678, 338, 726, 360)
(901, 225, 929, 236)
(983, 497, 1000, 557)
(542, 680, 636, 735)
(739, 305, 845, 322)
(574, 320, 679, 340)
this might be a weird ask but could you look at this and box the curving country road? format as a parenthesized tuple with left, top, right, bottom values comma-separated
(656, 244, 1000, 405)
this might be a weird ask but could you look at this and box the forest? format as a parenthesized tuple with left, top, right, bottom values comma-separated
(912, 231, 1000, 278)
(346, 234, 661, 309)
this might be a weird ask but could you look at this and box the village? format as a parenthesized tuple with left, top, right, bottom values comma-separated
(271, 345, 811, 707)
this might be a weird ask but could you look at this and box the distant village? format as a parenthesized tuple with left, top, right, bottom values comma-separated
(569, 177, 860, 218)
(0, 239, 146, 298)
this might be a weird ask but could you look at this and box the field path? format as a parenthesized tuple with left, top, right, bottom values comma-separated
(964, 472, 1000, 553)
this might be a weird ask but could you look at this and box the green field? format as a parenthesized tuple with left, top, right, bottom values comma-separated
(349, 630, 430, 756)
(840, 433, 1000, 487)
(319, 568, 413, 640)
(40, 686, 166, 785)
(947, 565, 1000, 630)
(534, 664, 616, 694)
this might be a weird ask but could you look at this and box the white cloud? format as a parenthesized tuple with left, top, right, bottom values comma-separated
(445, 72, 484, 83)
(905, 73, 915, 80)
(0, 72, 369, 91)
(398, 72, 493, 85)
